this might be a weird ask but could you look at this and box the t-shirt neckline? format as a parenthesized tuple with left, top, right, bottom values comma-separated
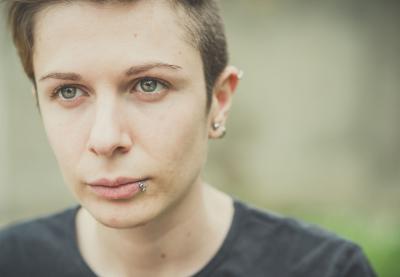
(70, 198, 246, 277)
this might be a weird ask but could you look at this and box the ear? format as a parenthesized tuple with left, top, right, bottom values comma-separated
(208, 65, 241, 139)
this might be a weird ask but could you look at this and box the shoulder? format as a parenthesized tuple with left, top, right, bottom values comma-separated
(0, 207, 80, 275)
(236, 200, 345, 248)
(224, 200, 376, 276)
(0, 206, 78, 246)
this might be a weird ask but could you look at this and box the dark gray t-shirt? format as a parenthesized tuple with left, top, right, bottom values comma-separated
(0, 200, 376, 276)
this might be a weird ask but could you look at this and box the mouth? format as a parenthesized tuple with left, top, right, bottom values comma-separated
(87, 177, 148, 200)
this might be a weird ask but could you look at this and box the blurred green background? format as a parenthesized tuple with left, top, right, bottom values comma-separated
(1, 0, 399, 276)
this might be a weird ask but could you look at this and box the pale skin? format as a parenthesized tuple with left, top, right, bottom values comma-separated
(32, 1, 239, 276)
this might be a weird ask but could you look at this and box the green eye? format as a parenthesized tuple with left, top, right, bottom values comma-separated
(58, 86, 80, 100)
(137, 78, 166, 94)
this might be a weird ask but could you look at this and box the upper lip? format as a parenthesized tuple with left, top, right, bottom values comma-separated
(88, 177, 146, 187)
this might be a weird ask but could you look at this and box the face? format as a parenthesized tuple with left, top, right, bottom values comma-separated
(33, 0, 214, 228)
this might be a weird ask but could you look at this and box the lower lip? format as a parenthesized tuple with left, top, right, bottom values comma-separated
(89, 182, 142, 200)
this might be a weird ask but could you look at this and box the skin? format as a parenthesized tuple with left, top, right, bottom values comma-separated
(32, 1, 239, 276)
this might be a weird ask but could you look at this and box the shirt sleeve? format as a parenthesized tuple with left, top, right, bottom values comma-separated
(340, 244, 377, 277)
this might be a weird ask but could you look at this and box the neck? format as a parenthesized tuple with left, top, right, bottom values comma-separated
(77, 182, 233, 277)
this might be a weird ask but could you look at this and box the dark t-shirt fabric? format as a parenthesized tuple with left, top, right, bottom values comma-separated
(0, 199, 376, 277)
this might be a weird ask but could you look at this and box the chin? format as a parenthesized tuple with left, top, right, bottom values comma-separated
(98, 216, 150, 229)
(84, 197, 164, 229)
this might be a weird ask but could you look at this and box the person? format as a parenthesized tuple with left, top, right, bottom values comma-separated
(0, 0, 376, 276)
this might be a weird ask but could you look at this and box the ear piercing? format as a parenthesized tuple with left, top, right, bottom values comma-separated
(238, 69, 244, 80)
(211, 122, 226, 139)
(139, 181, 147, 192)
(212, 122, 221, 131)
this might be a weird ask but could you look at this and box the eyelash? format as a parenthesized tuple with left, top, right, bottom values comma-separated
(49, 77, 171, 101)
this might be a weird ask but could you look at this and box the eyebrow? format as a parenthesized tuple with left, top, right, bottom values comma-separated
(38, 63, 183, 82)
(39, 72, 82, 82)
(125, 63, 182, 76)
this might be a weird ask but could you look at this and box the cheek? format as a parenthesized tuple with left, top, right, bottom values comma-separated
(41, 109, 88, 174)
(141, 99, 209, 180)
(143, 91, 207, 151)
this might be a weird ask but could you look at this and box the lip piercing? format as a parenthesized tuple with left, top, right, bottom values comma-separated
(139, 182, 147, 192)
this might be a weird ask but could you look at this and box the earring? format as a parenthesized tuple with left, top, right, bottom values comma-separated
(211, 122, 226, 139)
(212, 122, 221, 131)
(139, 182, 147, 192)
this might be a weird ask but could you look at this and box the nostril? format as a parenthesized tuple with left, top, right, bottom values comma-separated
(116, 145, 131, 154)
(88, 133, 132, 157)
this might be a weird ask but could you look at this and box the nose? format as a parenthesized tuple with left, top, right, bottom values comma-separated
(87, 99, 132, 157)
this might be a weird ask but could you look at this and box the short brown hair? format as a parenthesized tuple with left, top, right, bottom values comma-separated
(5, 0, 228, 108)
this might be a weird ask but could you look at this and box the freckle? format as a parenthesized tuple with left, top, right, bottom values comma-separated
(133, 33, 138, 38)
(161, 253, 167, 259)
(186, 232, 191, 238)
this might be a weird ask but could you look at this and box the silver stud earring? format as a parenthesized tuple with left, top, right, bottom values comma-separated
(211, 122, 226, 139)
(212, 122, 221, 131)
(139, 182, 147, 192)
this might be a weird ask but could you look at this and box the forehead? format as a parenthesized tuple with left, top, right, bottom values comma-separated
(32, 0, 199, 76)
